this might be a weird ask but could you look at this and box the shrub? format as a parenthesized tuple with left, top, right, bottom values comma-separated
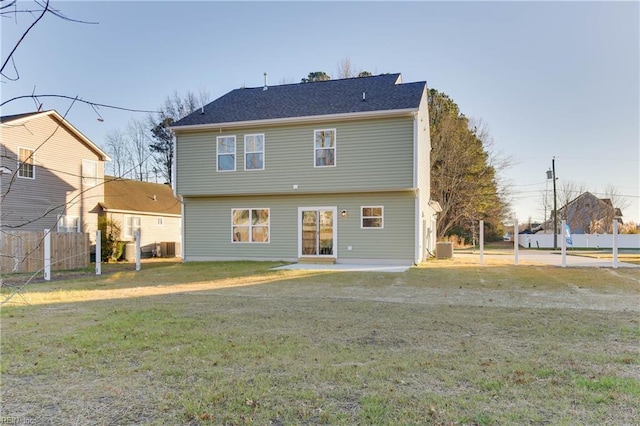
(98, 216, 124, 262)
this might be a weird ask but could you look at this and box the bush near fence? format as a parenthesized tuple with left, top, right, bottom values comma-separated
(0, 231, 89, 273)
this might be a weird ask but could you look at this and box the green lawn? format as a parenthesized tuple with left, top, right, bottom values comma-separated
(2, 261, 639, 425)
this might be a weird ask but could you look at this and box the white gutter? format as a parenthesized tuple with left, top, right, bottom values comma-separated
(170, 108, 418, 132)
(413, 112, 419, 265)
(172, 133, 177, 197)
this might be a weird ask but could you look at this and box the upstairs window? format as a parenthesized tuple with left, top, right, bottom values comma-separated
(362, 206, 384, 229)
(82, 159, 98, 187)
(18, 147, 35, 179)
(244, 134, 265, 170)
(232, 208, 270, 243)
(57, 215, 80, 233)
(217, 136, 236, 171)
(314, 129, 336, 167)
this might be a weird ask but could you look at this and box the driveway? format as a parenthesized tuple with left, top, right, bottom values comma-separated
(455, 251, 640, 268)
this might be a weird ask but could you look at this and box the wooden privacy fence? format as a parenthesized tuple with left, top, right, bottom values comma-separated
(0, 231, 89, 273)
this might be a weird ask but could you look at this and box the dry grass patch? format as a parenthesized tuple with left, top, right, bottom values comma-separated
(2, 261, 639, 425)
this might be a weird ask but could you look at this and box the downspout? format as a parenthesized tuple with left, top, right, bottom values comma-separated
(172, 133, 177, 197)
(181, 198, 186, 261)
(413, 112, 420, 264)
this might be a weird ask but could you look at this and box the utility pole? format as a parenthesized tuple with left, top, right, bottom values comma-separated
(546, 158, 558, 249)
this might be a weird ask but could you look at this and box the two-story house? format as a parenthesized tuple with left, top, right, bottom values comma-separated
(558, 191, 623, 234)
(0, 110, 110, 238)
(171, 73, 438, 265)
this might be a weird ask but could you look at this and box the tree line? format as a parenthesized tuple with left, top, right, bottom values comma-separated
(104, 89, 210, 184)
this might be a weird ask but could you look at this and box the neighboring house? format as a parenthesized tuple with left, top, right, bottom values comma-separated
(558, 191, 623, 234)
(171, 73, 438, 265)
(0, 110, 110, 239)
(98, 176, 182, 257)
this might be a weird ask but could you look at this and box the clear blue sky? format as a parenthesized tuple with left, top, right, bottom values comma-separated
(2, 1, 639, 224)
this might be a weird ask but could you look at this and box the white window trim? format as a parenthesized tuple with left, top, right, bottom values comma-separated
(124, 215, 142, 239)
(231, 208, 270, 244)
(313, 129, 337, 168)
(244, 133, 265, 171)
(297, 206, 338, 258)
(82, 159, 98, 187)
(17, 146, 35, 179)
(217, 135, 236, 172)
(361, 206, 384, 229)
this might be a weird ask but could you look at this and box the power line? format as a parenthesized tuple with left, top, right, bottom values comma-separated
(0, 94, 160, 114)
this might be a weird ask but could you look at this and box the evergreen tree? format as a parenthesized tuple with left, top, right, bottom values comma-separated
(428, 89, 506, 240)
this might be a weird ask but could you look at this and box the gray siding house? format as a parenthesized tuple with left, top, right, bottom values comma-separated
(171, 73, 438, 265)
(0, 110, 110, 239)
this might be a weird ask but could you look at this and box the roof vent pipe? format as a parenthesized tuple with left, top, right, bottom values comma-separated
(362, 92, 366, 101)
(263, 72, 268, 91)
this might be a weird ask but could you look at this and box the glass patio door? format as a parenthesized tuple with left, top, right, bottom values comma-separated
(300, 208, 335, 256)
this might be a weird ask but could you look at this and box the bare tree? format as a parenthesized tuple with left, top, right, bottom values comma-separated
(148, 89, 210, 184)
(104, 129, 132, 178)
(278, 76, 295, 85)
(127, 118, 150, 181)
(602, 184, 630, 215)
(596, 184, 629, 232)
(336, 57, 356, 79)
(336, 57, 373, 79)
(539, 187, 553, 229)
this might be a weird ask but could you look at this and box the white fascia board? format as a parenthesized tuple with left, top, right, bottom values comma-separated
(179, 187, 419, 198)
(170, 108, 418, 133)
(2, 110, 112, 161)
(101, 208, 181, 217)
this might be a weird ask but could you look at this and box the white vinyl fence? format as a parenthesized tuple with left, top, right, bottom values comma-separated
(518, 233, 639, 249)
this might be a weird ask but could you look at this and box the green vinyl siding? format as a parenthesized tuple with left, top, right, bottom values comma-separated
(183, 192, 416, 262)
(176, 116, 414, 196)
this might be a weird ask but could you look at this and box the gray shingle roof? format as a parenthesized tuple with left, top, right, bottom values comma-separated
(172, 73, 425, 127)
